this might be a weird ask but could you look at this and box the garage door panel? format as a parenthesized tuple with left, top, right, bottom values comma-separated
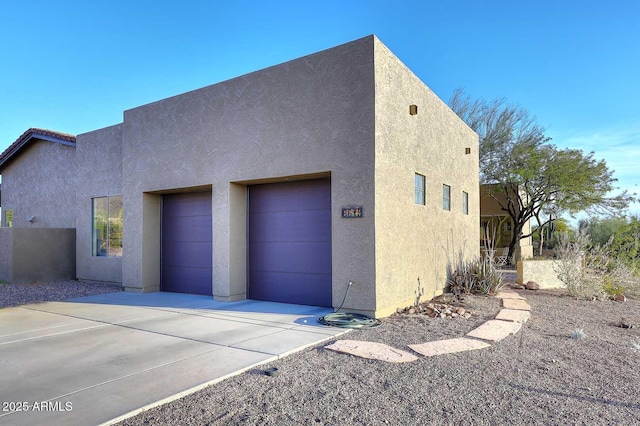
(248, 180, 331, 213)
(163, 194, 212, 217)
(161, 266, 212, 296)
(162, 241, 212, 268)
(248, 210, 331, 242)
(249, 272, 332, 307)
(162, 215, 212, 242)
(162, 192, 212, 296)
(249, 241, 331, 274)
(248, 179, 331, 307)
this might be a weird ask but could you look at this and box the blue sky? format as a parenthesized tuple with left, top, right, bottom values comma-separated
(1, 0, 638, 216)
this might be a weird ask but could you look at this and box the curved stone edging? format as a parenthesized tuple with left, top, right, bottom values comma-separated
(325, 289, 531, 362)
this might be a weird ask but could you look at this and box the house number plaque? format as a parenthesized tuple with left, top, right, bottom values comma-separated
(341, 206, 363, 218)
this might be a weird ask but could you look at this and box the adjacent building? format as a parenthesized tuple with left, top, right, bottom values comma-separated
(480, 184, 534, 261)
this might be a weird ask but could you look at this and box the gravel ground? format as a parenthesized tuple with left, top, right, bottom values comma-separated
(3, 281, 638, 425)
(0, 280, 122, 308)
(115, 289, 640, 426)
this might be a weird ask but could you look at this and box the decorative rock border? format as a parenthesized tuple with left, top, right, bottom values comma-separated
(325, 290, 531, 362)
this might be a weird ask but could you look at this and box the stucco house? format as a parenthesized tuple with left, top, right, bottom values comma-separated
(0, 129, 77, 284)
(480, 183, 534, 262)
(0, 35, 479, 317)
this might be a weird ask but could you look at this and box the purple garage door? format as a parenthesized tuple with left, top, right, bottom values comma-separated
(161, 192, 213, 296)
(248, 179, 332, 307)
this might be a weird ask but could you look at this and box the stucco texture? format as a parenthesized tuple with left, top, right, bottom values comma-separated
(115, 36, 377, 311)
(0, 140, 76, 228)
(0, 229, 12, 282)
(0, 228, 75, 283)
(373, 38, 480, 316)
(517, 260, 566, 289)
(75, 124, 123, 283)
(70, 35, 480, 317)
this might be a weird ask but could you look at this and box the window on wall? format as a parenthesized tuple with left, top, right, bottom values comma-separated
(92, 196, 123, 257)
(462, 191, 469, 215)
(442, 184, 451, 211)
(4, 210, 12, 227)
(415, 173, 425, 205)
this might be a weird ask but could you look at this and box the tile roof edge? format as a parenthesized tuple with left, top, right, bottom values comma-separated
(0, 128, 76, 171)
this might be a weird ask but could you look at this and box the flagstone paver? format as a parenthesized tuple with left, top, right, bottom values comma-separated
(502, 298, 531, 311)
(495, 290, 525, 300)
(327, 290, 532, 361)
(325, 340, 418, 363)
(495, 308, 531, 323)
(409, 338, 491, 357)
(466, 319, 522, 342)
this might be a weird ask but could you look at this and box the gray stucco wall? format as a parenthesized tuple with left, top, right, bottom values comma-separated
(75, 124, 123, 283)
(85, 36, 378, 311)
(1, 140, 76, 228)
(0, 228, 12, 282)
(373, 38, 480, 316)
(0, 228, 75, 283)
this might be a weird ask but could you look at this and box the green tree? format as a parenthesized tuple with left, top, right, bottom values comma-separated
(450, 89, 634, 262)
(578, 216, 627, 246)
(533, 217, 573, 253)
(610, 216, 640, 273)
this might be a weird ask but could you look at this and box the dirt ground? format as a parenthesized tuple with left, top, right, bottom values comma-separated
(117, 289, 640, 426)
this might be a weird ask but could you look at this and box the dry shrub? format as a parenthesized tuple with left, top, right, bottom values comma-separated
(555, 230, 640, 300)
(448, 255, 505, 296)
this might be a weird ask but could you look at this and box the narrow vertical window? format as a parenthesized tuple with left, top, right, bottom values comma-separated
(443, 184, 451, 211)
(108, 196, 123, 257)
(415, 174, 425, 205)
(4, 210, 13, 227)
(462, 191, 469, 215)
(92, 195, 123, 257)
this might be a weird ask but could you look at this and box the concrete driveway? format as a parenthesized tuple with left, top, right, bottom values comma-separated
(0, 292, 347, 426)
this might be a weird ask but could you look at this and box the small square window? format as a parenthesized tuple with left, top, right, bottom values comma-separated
(462, 191, 469, 215)
(415, 174, 425, 205)
(443, 184, 451, 211)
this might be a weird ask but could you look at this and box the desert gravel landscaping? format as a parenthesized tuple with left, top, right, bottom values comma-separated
(0, 280, 122, 309)
(2, 281, 639, 425)
(116, 290, 639, 426)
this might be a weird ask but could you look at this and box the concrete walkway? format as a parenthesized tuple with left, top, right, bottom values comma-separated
(0, 292, 347, 426)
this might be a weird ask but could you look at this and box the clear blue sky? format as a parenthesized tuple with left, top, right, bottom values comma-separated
(1, 0, 638, 216)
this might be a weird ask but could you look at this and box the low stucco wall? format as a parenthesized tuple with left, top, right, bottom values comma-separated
(517, 259, 565, 289)
(2, 228, 76, 284)
(0, 228, 12, 282)
(518, 244, 534, 260)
